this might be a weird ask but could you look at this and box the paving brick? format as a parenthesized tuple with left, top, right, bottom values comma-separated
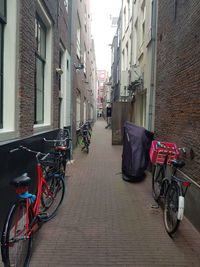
(19, 120, 200, 266)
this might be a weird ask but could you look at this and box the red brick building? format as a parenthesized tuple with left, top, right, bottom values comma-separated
(155, 0, 200, 230)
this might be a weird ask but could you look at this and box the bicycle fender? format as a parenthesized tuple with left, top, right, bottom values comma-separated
(177, 196, 184, 220)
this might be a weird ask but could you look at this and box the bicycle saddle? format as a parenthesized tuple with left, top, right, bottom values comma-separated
(10, 173, 31, 187)
(55, 146, 68, 151)
(171, 160, 185, 168)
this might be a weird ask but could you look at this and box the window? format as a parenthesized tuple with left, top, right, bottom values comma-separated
(83, 44, 86, 74)
(126, 41, 128, 70)
(141, 4, 146, 44)
(77, 14, 81, 59)
(35, 16, 46, 124)
(64, 0, 68, 13)
(34, 0, 52, 131)
(76, 91, 81, 129)
(123, 7, 126, 33)
(0, 0, 19, 140)
(127, 0, 130, 22)
(0, 0, 6, 129)
(58, 46, 65, 128)
(83, 99, 86, 122)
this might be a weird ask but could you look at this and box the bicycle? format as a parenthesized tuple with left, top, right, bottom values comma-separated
(44, 131, 72, 175)
(150, 141, 191, 235)
(1, 146, 65, 267)
(85, 120, 93, 138)
(77, 123, 90, 153)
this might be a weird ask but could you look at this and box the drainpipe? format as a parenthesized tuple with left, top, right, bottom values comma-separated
(148, 0, 158, 132)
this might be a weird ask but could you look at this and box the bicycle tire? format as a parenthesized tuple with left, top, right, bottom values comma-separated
(59, 160, 66, 177)
(86, 144, 89, 154)
(152, 164, 163, 201)
(163, 182, 180, 235)
(1, 201, 32, 267)
(41, 175, 65, 221)
(77, 134, 84, 147)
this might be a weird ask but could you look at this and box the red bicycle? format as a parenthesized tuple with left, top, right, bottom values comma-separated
(1, 146, 65, 267)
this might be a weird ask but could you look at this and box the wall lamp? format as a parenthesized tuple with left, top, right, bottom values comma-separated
(56, 68, 63, 75)
(74, 63, 84, 70)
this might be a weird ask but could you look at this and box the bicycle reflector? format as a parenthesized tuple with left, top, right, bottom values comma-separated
(182, 182, 191, 187)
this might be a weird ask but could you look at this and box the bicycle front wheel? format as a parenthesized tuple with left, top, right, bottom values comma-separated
(152, 164, 163, 201)
(163, 182, 180, 235)
(77, 134, 84, 147)
(1, 201, 32, 267)
(41, 175, 65, 221)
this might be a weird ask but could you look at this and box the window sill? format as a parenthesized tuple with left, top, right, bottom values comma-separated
(0, 130, 18, 142)
(33, 124, 53, 134)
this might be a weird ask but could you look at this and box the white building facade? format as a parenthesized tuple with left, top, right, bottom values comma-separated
(120, 0, 158, 131)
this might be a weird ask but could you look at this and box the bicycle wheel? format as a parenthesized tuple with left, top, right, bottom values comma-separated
(77, 134, 84, 147)
(1, 201, 32, 267)
(41, 175, 65, 221)
(59, 160, 66, 176)
(163, 182, 180, 235)
(83, 137, 89, 153)
(152, 164, 163, 201)
(86, 144, 89, 154)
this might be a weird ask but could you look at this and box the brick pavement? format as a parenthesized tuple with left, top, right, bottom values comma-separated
(24, 120, 200, 266)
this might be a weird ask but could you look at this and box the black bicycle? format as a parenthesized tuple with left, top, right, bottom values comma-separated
(44, 128, 71, 174)
(152, 143, 191, 235)
(77, 123, 91, 153)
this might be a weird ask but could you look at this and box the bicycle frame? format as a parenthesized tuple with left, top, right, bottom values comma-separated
(16, 159, 54, 237)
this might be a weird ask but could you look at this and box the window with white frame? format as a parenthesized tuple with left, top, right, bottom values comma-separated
(76, 91, 81, 129)
(64, 0, 68, 13)
(83, 43, 87, 74)
(0, 0, 6, 129)
(35, 16, 46, 124)
(83, 100, 86, 122)
(141, 3, 146, 44)
(126, 41, 128, 70)
(133, 19, 138, 64)
(0, 0, 19, 141)
(77, 14, 81, 59)
(34, 0, 52, 129)
(123, 6, 126, 33)
(127, 0, 130, 23)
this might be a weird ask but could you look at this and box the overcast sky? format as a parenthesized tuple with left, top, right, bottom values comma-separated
(90, 0, 122, 72)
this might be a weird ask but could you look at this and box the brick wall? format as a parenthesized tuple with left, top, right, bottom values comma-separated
(18, 0, 70, 137)
(18, 0, 36, 137)
(155, 0, 200, 183)
(71, 0, 93, 143)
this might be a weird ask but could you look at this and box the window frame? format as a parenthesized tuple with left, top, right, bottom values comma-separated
(0, 0, 6, 129)
(34, 14, 47, 125)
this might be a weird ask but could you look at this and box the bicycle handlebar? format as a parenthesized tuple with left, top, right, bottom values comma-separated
(10, 145, 48, 157)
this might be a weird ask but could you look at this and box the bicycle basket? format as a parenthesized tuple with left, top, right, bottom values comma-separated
(150, 141, 179, 164)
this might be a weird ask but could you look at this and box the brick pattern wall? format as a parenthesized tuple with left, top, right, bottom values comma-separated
(155, 0, 200, 183)
(18, 0, 36, 137)
(18, 0, 70, 137)
(71, 0, 93, 144)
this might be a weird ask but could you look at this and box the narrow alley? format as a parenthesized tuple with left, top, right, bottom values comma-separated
(27, 120, 200, 267)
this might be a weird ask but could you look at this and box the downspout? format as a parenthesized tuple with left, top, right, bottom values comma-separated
(129, 0, 135, 122)
(148, 0, 158, 132)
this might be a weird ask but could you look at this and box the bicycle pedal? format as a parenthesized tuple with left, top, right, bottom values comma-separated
(37, 213, 48, 221)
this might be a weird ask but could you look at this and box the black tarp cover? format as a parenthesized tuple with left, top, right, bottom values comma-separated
(122, 121, 154, 178)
